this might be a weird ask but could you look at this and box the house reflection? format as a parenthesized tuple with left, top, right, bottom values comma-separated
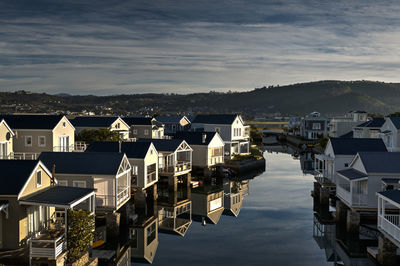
(222, 178, 251, 217)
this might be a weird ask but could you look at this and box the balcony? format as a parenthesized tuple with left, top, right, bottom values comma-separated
(337, 185, 368, 208)
(117, 186, 130, 206)
(378, 214, 400, 243)
(147, 171, 157, 184)
(10, 152, 40, 160)
(30, 230, 66, 259)
(159, 161, 191, 175)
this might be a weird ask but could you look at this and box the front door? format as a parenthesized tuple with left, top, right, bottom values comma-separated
(59, 136, 70, 152)
(0, 142, 7, 159)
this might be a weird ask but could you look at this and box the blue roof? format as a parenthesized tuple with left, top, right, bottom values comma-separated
(86, 141, 152, 158)
(355, 118, 385, 128)
(192, 114, 238, 124)
(157, 116, 189, 124)
(358, 152, 400, 174)
(329, 138, 387, 155)
(389, 117, 400, 129)
(70, 116, 118, 127)
(172, 131, 219, 146)
(136, 138, 185, 152)
(0, 114, 63, 129)
(378, 190, 400, 205)
(337, 168, 367, 180)
(0, 160, 39, 195)
(39, 152, 125, 175)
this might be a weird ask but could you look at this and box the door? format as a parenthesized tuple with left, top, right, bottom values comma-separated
(0, 142, 7, 159)
(59, 136, 70, 152)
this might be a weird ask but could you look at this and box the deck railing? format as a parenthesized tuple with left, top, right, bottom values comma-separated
(10, 152, 40, 160)
(159, 161, 191, 174)
(378, 214, 400, 243)
(30, 233, 66, 259)
(117, 186, 130, 206)
(337, 185, 368, 207)
(147, 171, 157, 184)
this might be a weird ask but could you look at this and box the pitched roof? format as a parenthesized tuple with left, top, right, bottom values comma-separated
(157, 116, 190, 124)
(70, 116, 118, 127)
(86, 141, 152, 158)
(358, 152, 400, 174)
(329, 138, 387, 155)
(38, 152, 125, 175)
(0, 160, 39, 195)
(0, 114, 64, 129)
(172, 131, 219, 146)
(378, 190, 400, 205)
(136, 138, 185, 152)
(122, 117, 153, 126)
(337, 168, 368, 180)
(389, 117, 400, 129)
(192, 114, 238, 125)
(355, 118, 385, 128)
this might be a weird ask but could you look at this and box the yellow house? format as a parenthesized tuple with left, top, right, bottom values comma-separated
(0, 114, 75, 158)
(70, 116, 130, 140)
(0, 119, 14, 159)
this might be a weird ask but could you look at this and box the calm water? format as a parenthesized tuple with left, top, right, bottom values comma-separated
(136, 151, 331, 266)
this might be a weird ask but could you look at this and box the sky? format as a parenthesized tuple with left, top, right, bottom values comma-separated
(1, 0, 400, 95)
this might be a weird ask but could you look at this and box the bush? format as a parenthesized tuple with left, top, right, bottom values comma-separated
(76, 128, 121, 142)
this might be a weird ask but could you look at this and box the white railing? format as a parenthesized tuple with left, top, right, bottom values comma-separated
(175, 161, 191, 173)
(74, 142, 88, 151)
(10, 152, 40, 160)
(337, 185, 351, 205)
(378, 214, 400, 242)
(147, 172, 157, 184)
(30, 234, 66, 259)
(337, 185, 368, 207)
(0, 154, 12, 159)
(208, 156, 224, 166)
(53, 145, 75, 152)
(117, 186, 130, 206)
(96, 195, 116, 209)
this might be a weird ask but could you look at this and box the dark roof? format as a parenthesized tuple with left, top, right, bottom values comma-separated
(20, 186, 95, 207)
(86, 141, 152, 158)
(358, 152, 400, 173)
(0, 160, 39, 195)
(192, 114, 238, 124)
(136, 138, 184, 152)
(172, 131, 219, 146)
(339, 131, 353, 138)
(38, 152, 124, 175)
(329, 138, 387, 155)
(381, 178, 400, 185)
(337, 168, 368, 180)
(355, 118, 385, 128)
(122, 117, 153, 126)
(0, 114, 64, 129)
(389, 117, 400, 129)
(70, 116, 118, 127)
(157, 116, 187, 124)
(378, 190, 400, 205)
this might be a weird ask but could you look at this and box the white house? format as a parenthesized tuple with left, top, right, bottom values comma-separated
(380, 117, 400, 152)
(191, 114, 250, 159)
(353, 117, 385, 139)
(329, 111, 368, 138)
(377, 190, 400, 248)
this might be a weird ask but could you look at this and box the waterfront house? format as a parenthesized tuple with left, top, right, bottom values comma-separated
(0, 114, 75, 158)
(336, 152, 400, 211)
(191, 114, 250, 159)
(191, 184, 224, 224)
(0, 160, 95, 265)
(123, 117, 164, 139)
(156, 115, 191, 134)
(314, 138, 387, 191)
(329, 111, 368, 138)
(377, 190, 400, 248)
(379, 117, 400, 151)
(171, 131, 224, 172)
(70, 116, 130, 140)
(353, 117, 385, 139)
(38, 152, 131, 212)
(300, 112, 328, 140)
(86, 141, 159, 191)
(0, 119, 14, 159)
(222, 179, 243, 217)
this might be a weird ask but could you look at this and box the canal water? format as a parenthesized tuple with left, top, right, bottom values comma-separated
(135, 149, 342, 265)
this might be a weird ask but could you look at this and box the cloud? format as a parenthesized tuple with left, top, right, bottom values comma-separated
(1, 0, 400, 94)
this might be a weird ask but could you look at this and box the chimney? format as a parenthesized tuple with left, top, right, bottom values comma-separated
(202, 133, 207, 144)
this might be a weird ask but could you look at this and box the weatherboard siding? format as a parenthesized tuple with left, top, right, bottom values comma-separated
(52, 116, 75, 151)
(0, 122, 13, 157)
(13, 129, 53, 153)
(19, 164, 52, 199)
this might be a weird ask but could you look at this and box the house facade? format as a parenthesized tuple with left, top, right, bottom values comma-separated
(300, 112, 328, 140)
(123, 117, 165, 139)
(191, 114, 250, 159)
(0, 119, 14, 159)
(377, 190, 400, 248)
(329, 111, 368, 138)
(380, 117, 400, 152)
(191, 184, 224, 224)
(70, 116, 130, 140)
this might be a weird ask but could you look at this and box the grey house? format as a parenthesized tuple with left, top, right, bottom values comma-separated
(123, 117, 165, 139)
(300, 114, 328, 140)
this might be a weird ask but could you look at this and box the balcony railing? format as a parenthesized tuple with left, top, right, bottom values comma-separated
(208, 156, 224, 166)
(117, 186, 130, 206)
(159, 161, 191, 174)
(10, 152, 40, 160)
(147, 171, 157, 184)
(337, 185, 368, 207)
(30, 231, 66, 259)
(378, 214, 400, 243)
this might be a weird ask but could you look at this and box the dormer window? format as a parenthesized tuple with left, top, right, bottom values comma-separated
(36, 170, 42, 187)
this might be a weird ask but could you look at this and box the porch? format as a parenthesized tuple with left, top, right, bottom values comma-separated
(159, 150, 192, 176)
(314, 154, 335, 184)
(336, 169, 368, 208)
(377, 190, 400, 247)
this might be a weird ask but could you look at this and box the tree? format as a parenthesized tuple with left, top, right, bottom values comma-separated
(76, 128, 121, 142)
(67, 209, 95, 262)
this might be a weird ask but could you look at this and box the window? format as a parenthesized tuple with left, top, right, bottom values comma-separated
(0, 142, 7, 159)
(116, 123, 120, 129)
(58, 180, 68, 186)
(144, 129, 149, 135)
(312, 123, 321, 130)
(38, 136, 46, 147)
(132, 166, 138, 176)
(147, 222, 156, 245)
(25, 136, 32, 147)
(133, 129, 138, 134)
(36, 171, 42, 187)
(73, 180, 86, 188)
(344, 163, 349, 167)
(62, 122, 66, 128)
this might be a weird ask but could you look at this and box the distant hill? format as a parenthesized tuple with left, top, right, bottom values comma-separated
(1, 80, 400, 116)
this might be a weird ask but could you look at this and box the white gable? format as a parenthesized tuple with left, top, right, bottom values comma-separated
(349, 154, 367, 173)
(208, 133, 225, 148)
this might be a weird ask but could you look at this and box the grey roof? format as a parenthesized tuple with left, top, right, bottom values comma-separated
(0, 160, 39, 195)
(358, 152, 400, 174)
(86, 141, 152, 158)
(0, 114, 63, 129)
(157, 116, 189, 124)
(192, 114, 238, 124)
(381, 178, 400, 185)
(355, 118, 385, 128)
(389, 117, 400, 129)
(122, 116, 153, 126)
(39, 152, 125, 175)
(337, 168, 368, 180)
(172, 131, 218, 146)
(329, 138, 387, 155)
(378, 190, 400, 205)
(70, 116, 118, 127)
(20, 186, 95, 207)
(136, 138, 185, 152)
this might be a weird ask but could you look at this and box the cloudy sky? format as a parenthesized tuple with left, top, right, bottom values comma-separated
(1, 0, 400, 95)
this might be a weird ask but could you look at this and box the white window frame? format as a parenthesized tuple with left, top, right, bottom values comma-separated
(132, 166, 138, 176)
(58, 180, 68, 187)
(144, 129, 149, 135)
(38, 136, 46, 147)
(73, 180, 86, 188)
(36, 170, 42, 188)
(25, 136, 33, 147)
